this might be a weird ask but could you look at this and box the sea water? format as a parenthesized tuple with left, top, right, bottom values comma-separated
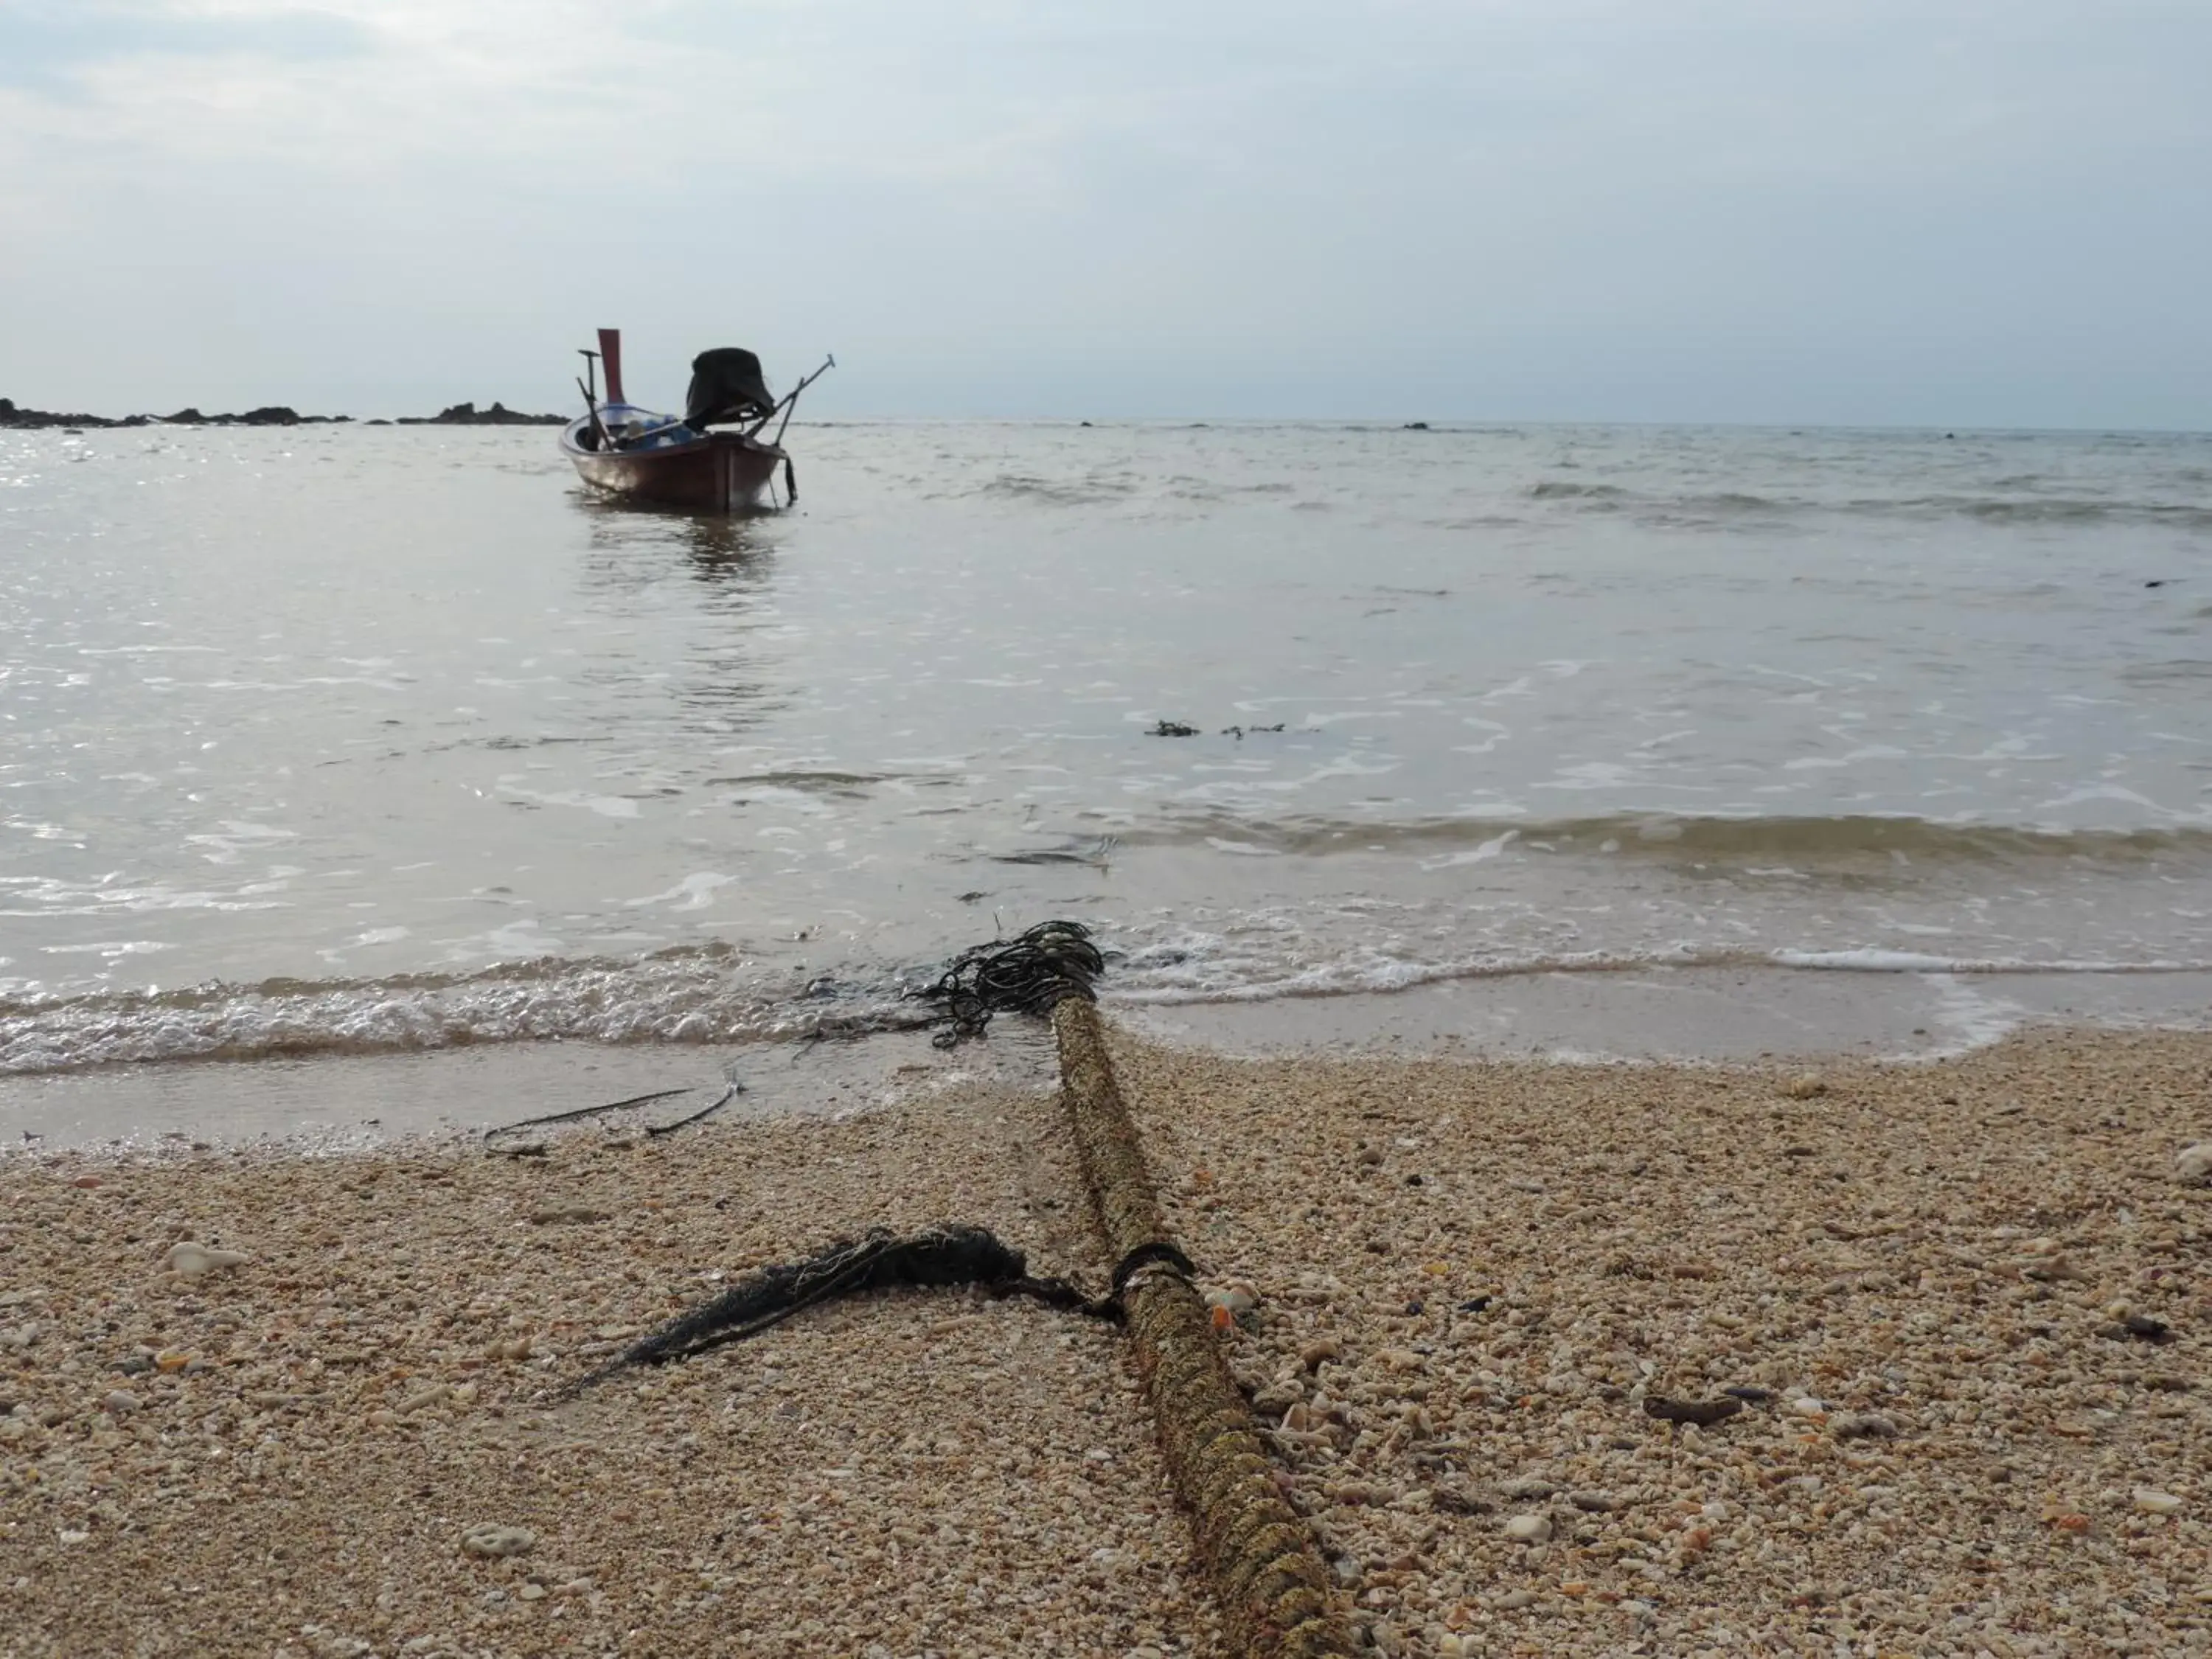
(2, 419, 2209, 1093)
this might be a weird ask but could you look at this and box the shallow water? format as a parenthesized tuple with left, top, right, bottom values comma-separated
(2, 418, 2208, 1082)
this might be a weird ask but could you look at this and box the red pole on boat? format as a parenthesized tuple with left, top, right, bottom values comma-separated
(597, 329, 625, 406)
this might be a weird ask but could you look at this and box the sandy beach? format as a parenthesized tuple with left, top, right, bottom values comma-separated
(3, 1023, 2208, 1657)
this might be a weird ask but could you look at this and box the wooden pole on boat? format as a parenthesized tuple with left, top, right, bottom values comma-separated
(597, 328, 626, 406)
(575, 355, 610, 452)
(575, 378, 611, 451)
(1051, 999, 1356, 1658)
(748, 354, 835, 445)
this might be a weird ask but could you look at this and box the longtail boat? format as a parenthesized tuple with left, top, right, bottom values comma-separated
(560, 329, 832, 512)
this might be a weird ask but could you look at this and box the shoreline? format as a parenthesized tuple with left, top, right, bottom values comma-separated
(1124, 963, 2212, 1069)
(6, 961, 2211, 1154)
(3, 1021, 2206, 1655)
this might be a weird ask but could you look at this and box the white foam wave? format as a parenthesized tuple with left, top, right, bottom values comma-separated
(0, 954, 886, 1076)
(1111, 937, 2212, 1009)
(1770, 948, 2212, 973)
(7, 931, 2210, 1078)
(1419, 829, 1519, 870)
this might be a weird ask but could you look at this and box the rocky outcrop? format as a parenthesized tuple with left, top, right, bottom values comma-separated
(0, 398, 148, 430)
(394, 401, 565, 427)
(2, 397, 561, 429)
(0, 398, 344, 429)
(205, 407, 333, 426)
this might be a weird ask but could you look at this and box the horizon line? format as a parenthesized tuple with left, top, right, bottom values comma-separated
(6, 400, 2209, 439)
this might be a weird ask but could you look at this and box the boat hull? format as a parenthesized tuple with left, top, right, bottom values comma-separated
(562, 421, 785, 512)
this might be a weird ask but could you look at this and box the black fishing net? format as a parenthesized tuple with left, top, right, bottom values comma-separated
(569, 1224, 1116, 1394)
(912, 919, 1102, 1048)
(537, 923, 1124, 1397)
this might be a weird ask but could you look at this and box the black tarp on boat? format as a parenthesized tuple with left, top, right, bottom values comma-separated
(684, 348, 775, 428)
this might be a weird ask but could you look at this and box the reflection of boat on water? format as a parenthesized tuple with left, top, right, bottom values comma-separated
(560, 329, 832, 512)
(575, 491, 768, 576)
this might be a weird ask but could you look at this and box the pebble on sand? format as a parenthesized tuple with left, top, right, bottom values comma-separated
(1829, 1411, 1900, 1441)
(459, 1523, 536, 1559)
(2134, 1489, 2185, 1516)
(1203, 1282, 1258, 1316)
(164, 1240, 250, 1279)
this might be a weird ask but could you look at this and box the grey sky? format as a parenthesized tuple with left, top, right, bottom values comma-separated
(2, 0, 2207, 426)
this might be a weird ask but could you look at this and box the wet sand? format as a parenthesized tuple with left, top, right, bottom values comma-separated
(1124, 965, 2212, 1068)
(2, 1024, 2208, 1656)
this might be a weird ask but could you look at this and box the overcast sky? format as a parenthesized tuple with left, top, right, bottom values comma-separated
(2, 0, 2208, 426)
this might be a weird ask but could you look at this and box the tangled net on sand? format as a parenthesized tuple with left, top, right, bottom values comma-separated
(557, 925, 1117, 1396)
(912, 919, 1103, 1048)
(568, 1224, 1116, 1394)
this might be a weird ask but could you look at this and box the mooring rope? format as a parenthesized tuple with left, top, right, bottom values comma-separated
(1052, 998, 1356, 1656)
(919, 917, 1356, 1652)
(544, 918, 1352, 1655)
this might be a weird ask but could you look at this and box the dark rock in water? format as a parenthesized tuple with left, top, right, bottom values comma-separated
(1403, 420, 1430, 430)
(7, 394, 538, 428)
(6, 397, 347, 428)
(397, 400, 564, 426)
(0, 397, 118, 430)
(188, 406, 328, 425)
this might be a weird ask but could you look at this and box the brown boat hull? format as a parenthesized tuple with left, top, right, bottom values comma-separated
(564, 428, 786, 512)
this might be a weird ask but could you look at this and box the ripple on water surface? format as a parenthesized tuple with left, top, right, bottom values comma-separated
(1, 420, 2208, 1071)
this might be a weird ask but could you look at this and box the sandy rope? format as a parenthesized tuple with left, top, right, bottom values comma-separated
(1054, 998, 1357, 1658)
